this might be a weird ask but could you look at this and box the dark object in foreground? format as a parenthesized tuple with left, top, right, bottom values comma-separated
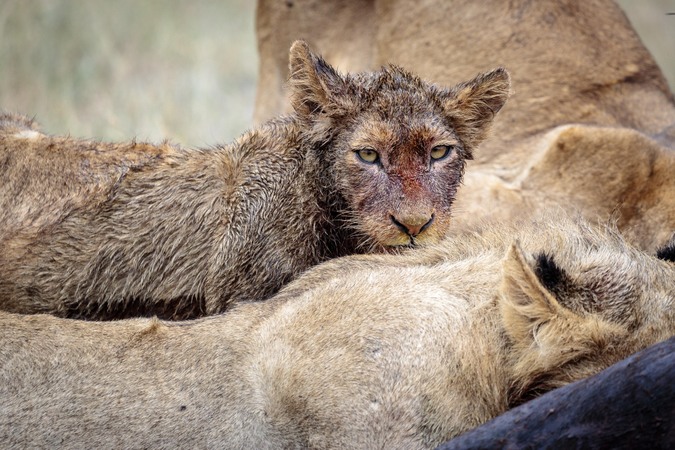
(437, 336, 675, 450)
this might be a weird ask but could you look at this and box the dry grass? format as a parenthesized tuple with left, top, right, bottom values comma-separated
(0, 1, 672, 147)
(618, 0, 675, 91)
(0, 0, 257, 146)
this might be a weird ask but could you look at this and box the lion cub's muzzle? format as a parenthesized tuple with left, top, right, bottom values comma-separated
(390, 213, 434, 238)
(379, 211, 438, 247)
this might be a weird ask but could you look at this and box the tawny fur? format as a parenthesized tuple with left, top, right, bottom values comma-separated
(1, 216, 673, 449)
(0, 41, 509, 319)
(255, 0, 675, 252)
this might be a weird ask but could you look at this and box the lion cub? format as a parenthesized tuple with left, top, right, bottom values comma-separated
(0, 41, 509, 319)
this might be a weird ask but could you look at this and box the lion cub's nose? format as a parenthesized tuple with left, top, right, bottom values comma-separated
(391, 214, 434, 237)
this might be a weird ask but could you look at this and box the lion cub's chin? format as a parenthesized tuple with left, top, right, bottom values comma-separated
(380, 244, 411, 255)
(378, 231, 441, 252)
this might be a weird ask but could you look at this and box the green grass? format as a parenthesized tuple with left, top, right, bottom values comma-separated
(0, 1, 672, 147)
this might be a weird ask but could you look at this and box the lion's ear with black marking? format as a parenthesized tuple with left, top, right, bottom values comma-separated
(287, 40, 353, 120)
(501, 240, 631, 407)
(499, 241, 624, 353)
(499, 242, 566, 346)
(656, 235, 675, 263)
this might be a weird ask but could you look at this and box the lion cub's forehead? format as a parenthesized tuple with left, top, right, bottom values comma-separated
(356, 67, 446, 116)
(369, 89, 444, 121)
(349, 113, 459, 153)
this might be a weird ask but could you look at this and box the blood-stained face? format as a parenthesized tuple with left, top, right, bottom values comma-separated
(338, 111, 468, 247)
(289, 40, 511, 248)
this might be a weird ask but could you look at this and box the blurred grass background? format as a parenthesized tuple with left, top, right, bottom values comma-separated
(0, 0, 673, 147)
(0, 0, 257, 146)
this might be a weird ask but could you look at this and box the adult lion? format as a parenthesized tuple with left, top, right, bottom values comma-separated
(1, 216, 674, 448)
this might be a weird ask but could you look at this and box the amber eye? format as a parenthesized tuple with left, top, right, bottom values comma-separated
(430, 145, 454, 161)
(355, 148, 380, 164)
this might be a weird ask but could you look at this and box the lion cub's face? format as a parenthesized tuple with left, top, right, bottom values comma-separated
(338, 109, 466, 247)
(289, 41, 510, 248)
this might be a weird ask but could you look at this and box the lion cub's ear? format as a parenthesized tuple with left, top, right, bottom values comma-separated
(287, 40, 353, 120)
(443, 68, 511, 151)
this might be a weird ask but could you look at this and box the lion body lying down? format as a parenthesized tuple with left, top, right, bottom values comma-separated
(1, 217, 673, 449)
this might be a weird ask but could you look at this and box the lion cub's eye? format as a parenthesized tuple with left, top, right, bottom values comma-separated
(354, 148, 380, 164)
(430, 145, 454, 161)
